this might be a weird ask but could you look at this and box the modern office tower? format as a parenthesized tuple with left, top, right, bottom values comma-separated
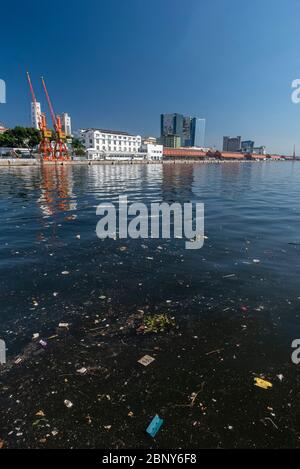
(223, 136, 241, 152)
(183, 116, 192, 146)
(241, 140, 254, 153)
(160, 113, 184, 143)
(160, 134, 181, 148)
(161, 113, 206, 147)
(161, 114, 175, 137)
(191, 118, 206, 147)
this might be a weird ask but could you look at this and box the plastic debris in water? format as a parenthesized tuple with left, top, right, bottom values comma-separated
(39, 340, 47, 347)
(253, 259, 260, 264)
(58, 323, 69, 329)
(146, 414, 164, 438)
(32, 333, 40, 340)
(61, 271, 69, 275)
(64, 399, 73, 408)
(138, 355, 155, 367)
(254, 377, 272, 389)
(76, 367, 87, 375)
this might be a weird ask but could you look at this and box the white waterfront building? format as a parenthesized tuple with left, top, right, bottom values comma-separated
(31, 102, 41, 130)
(76, 128, 163, 161)
(77, 128, 142, 160)
(139, 143, 163, 161)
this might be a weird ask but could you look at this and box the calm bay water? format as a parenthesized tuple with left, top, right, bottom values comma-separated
(1, 161, 300, 448)
(1, 162, 300, 350)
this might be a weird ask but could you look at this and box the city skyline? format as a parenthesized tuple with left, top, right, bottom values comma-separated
(1, 0, 300, 154)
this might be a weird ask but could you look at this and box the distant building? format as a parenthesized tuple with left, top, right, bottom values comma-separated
(241, 140, 254, 153)
(140, 143, 163, 161)
(62, 113, 72, 137)
(191, 118, 205, 147)
(78, 128, 142, 160)
(0, 124, 7, 134)
(160, 113, 184, 144)
(252, 146, 266, 155)
(31, 102, 41, 130)
(142, 136, 157, 145)
(160, 134, 181, 148)
(160, 113, 206, 147)
(182, 116, 192, 146)
(223, 136, 241, 152)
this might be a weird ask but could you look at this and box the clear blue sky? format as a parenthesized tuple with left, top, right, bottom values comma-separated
(1, 0, 300, 154)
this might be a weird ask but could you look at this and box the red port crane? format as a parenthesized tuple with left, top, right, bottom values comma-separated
(26, 72, 52, 160)
(41, 76, 70, 161)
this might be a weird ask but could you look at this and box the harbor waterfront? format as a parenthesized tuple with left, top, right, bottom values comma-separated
(0, 158, 289, 167)
(1, 161, 300, 448)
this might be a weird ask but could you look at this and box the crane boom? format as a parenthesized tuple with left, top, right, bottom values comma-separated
(26, 72, 53, 160)
(41, 76, 57, 131)
(26, 71, 37, 105)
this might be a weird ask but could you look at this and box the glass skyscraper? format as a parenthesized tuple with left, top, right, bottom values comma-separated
(191, 118, 206, 147)
(160, 113, 206, 147)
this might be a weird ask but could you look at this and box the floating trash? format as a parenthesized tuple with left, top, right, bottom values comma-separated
(64, 399, 73, 408)
(76, 367, 87, 375)
(58, 323, 69, 329)
(254, 377, 273, 389)
(138, 355, 155, 367)
(146, 414, 164, 438)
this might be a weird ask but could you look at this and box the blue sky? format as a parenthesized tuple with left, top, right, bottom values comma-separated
(1, 0, 300, 154)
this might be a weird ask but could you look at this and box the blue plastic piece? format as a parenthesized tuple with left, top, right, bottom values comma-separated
(146, 414, 164, 438)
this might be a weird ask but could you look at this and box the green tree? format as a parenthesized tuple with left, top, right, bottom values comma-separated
(71, 138, 86, 156)
(0, 127, 41, 152)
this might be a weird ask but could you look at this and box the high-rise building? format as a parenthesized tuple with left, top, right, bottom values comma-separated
(241, 140, 254, 153)
(223, 136, 241, 152)
(160, 113, 184, 144)
(160, 113, 206, 147)
(62, 113, 72, 137)
(191, 118, 206, 147)
(160, 134, 181, 148)
(31, 102, 41, 130)
(183, 116, 192, 146)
